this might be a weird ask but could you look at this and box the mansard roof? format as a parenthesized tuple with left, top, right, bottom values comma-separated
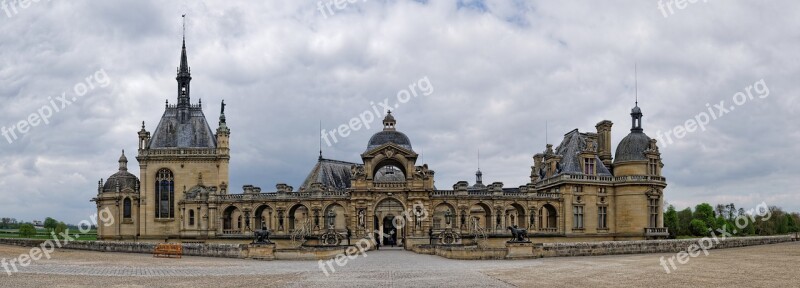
(553, 129, 612, 176)
(148, 106, 217, 149)
(300, 158, 358, 191)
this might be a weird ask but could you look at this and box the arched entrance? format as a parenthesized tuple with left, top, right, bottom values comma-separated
(374, 198, 406, 248)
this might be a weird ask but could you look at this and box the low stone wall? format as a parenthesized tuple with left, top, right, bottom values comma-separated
(0, 238, 245, 259)
(433, 245, 507, 260)
(1, 235, 793, 261)
(535, 235, 793, 258)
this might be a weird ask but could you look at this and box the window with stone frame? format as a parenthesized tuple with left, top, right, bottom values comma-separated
(123, 198, 132, 219)
(597, 206, 608, 229)
(573, 206, 584, 229)
(155, 169, 174, 219)
(188, 209, 195, 226)
(649, 158, 659, 175)
(649, 199, 659, 227)
(583, 158, 595, 175)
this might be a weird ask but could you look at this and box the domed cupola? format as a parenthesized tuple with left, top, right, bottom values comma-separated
(101, 150, 140, 193)
(366, 111, 413, 151)
(614, 103, 651, 163)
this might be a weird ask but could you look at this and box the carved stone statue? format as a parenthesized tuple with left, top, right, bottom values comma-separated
(507, 225, 529, 243)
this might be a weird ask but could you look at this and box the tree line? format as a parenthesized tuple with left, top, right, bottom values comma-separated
(1, 217, 70, 238)
(664, 203, 800, 238)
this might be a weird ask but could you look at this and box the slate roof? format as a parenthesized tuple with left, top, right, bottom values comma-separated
(614, 131, 651, 163)
(552, 129, 612, 176)
(103, 151, 139, 193)
(149, 106, 217, 149)
(367, 130, 413, 151)
(300, 158, 358, 191)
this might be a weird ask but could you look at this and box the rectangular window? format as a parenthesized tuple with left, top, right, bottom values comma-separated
(573, 186, 583, 193)
(598, 206, 607, 229)
(649, 159, 658, 175)
(583, 158, 595, 175)
(649, 199, 659, 227)
(573, 206, 584, 229)
(598, 187, 607, 194)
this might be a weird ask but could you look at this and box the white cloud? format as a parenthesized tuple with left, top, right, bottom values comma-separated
(0, 0, 797, 223)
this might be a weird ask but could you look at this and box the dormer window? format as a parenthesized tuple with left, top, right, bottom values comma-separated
(583, 158, 595, 175)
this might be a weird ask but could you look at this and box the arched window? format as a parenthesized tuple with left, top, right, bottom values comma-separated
(155, 169, 174, 218)
(123, 198, 132, 219)
(188, 210, 195, 226)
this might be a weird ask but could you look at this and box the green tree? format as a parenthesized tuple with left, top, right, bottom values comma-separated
(44, 217, 58, 233)
(694, 203, 716, 231)
(689, 219, 708, 236)
(55, 222, 67, 238)
(677, 208, 693, 236)
(664, 205, 679, 238)
(18, 224, 36, 238)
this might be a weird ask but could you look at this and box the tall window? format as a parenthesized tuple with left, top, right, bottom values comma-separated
(123, 198, 132, 219)
(188, 210, 195, 226)
(649, 158, 659, 175)
(573, 206, 584, 229)
(649, 199, 659, 227)
(598, 206, 607, 229)
(155, 169, 174, 218)
(583, 158, 595, 175)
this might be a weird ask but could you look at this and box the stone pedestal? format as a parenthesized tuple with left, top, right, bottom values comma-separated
(505, 242, 535, 259)
(246, 243, 276, 260)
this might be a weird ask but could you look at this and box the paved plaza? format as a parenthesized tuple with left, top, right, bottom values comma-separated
(0, 242, 798, 287)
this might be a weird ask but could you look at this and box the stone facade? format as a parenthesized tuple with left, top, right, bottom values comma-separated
(91, 39, 669, 250)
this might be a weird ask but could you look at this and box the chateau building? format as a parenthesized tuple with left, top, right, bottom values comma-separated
(92, 39, 669, 248)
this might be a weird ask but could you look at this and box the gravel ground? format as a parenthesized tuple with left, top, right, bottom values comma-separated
(0, 242, 797, 287)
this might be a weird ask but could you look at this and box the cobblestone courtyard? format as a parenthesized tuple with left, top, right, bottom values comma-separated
(0, 242, 797, 287)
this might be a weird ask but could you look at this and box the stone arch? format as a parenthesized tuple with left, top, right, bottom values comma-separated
(506, 203, 526, 228)
(288, 203, 310, 231)
(433, 202, 456, 230)
(540, 203, 558, 230)
(372, 157, 407, 181)
(323, 203, 347, 230)
(374, 197, 407, 247)
(254, 204, 274, 230)
(222, 205, 242, 233)
(469, 202, 492, 232)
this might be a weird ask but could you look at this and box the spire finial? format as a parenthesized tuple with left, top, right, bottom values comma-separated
(319, 120, 323, 160)
(635, 62, 638, 107)
(182, 14, 186, 43)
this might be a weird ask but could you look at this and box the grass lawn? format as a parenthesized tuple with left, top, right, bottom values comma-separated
(0, 229, 97, 241)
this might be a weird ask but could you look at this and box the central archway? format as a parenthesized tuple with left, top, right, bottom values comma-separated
(374, 197, 406, 247)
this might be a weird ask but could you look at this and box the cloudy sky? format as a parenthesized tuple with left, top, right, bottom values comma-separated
(0, 0, 797, 224)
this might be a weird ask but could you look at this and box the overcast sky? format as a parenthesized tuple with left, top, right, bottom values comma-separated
(0, 0, 797, 224)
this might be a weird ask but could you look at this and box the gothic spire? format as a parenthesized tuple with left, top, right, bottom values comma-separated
(176, 15, 191, 108)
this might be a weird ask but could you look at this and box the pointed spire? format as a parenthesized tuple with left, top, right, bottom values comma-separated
(176, 14, 192, 108)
